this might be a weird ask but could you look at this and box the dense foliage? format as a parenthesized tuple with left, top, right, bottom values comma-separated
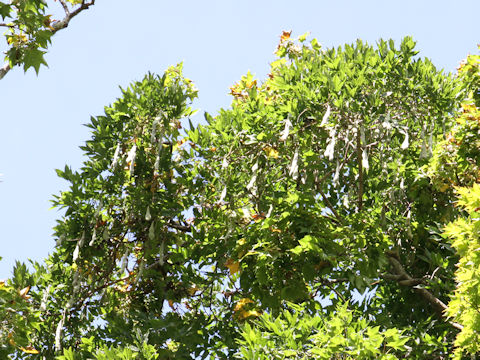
(1, 32, 480, 359)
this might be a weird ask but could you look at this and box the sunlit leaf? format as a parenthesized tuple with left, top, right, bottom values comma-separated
(20, 346, 39, 354)
(225, 259, 240, 275)
(263, 146, 279, 159)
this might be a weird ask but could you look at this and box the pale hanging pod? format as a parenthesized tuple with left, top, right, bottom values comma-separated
(73, 232, 85, 262)
(88, 228, 97, 247)
(40, 285, 51, 312)
(400, 131, 409, 150)
(120, 249, 129, 274)
(219, 185, 227, 202)
(222, 156, 229, 169)
(154, 153, 160, 174)
(333, 159, 340, 187)
(419, 139, 428, 159)
(111, 143, 121, 169)
(382, 113, 392, 130)
(324, 128, 336, 161)
(126, 144, 137, 174)
(242, 208, 251, 221)
(279, 117, 292, 141)
(362, 148, 369, 170)
(266, 204, 273, 218)
(151, 117, 160, 143)
(55, 315, 65, 352)
(289, 148, 299, 180)
(145, 206, 152, 221)
(406, 210, 413, 240)
(148, 222, 155, 240)
(300, 174, 306, 185)
(246, 161, 259, 193)
(320, 104, 331, 126)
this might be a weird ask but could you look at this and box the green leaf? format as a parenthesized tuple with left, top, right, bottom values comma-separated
(0, 3, 10, 19)
(23, 47, 48, 74)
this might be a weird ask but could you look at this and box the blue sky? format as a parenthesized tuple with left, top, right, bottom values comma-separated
(1, 0, 479, 279)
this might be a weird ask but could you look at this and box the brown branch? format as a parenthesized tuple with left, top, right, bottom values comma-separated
(167, 220, 191, 232)
(385, 254, 464, 330)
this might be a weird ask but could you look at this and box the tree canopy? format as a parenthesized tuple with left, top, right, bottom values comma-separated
(1, 31, 480, 359)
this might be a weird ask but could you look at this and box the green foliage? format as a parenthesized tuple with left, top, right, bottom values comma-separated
(435, 51, 480, 358)
(191, 34, 462, 342)
(444, 184, 480, 358)
(2, 33, 478, 359)
(56, 336, 159, 360)
(0, 0, 93, 75)
(236, 302, 407, 359)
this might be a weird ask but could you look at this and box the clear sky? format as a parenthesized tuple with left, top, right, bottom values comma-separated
(1, 0, 479, 279)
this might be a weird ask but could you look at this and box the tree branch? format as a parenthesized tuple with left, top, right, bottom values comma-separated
(51, 0, 95, 34)
(0, 1, 95, 80)
(0, 63, 11, 80)
(167, 220, 191, 232)
(384, 254, 464, 330)
(58, 0, 70, 15)
(57, 0, 71, 16)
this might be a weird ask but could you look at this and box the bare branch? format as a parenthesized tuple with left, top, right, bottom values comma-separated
(0, 63, 11, 80)
(51, 1, 95, 34)
(57, 0, 71, 16)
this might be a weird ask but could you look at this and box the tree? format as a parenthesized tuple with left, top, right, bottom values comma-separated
(0, 0, 95, 79)
(427, 49, 480, 359)
(0, 33, 477, 359)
